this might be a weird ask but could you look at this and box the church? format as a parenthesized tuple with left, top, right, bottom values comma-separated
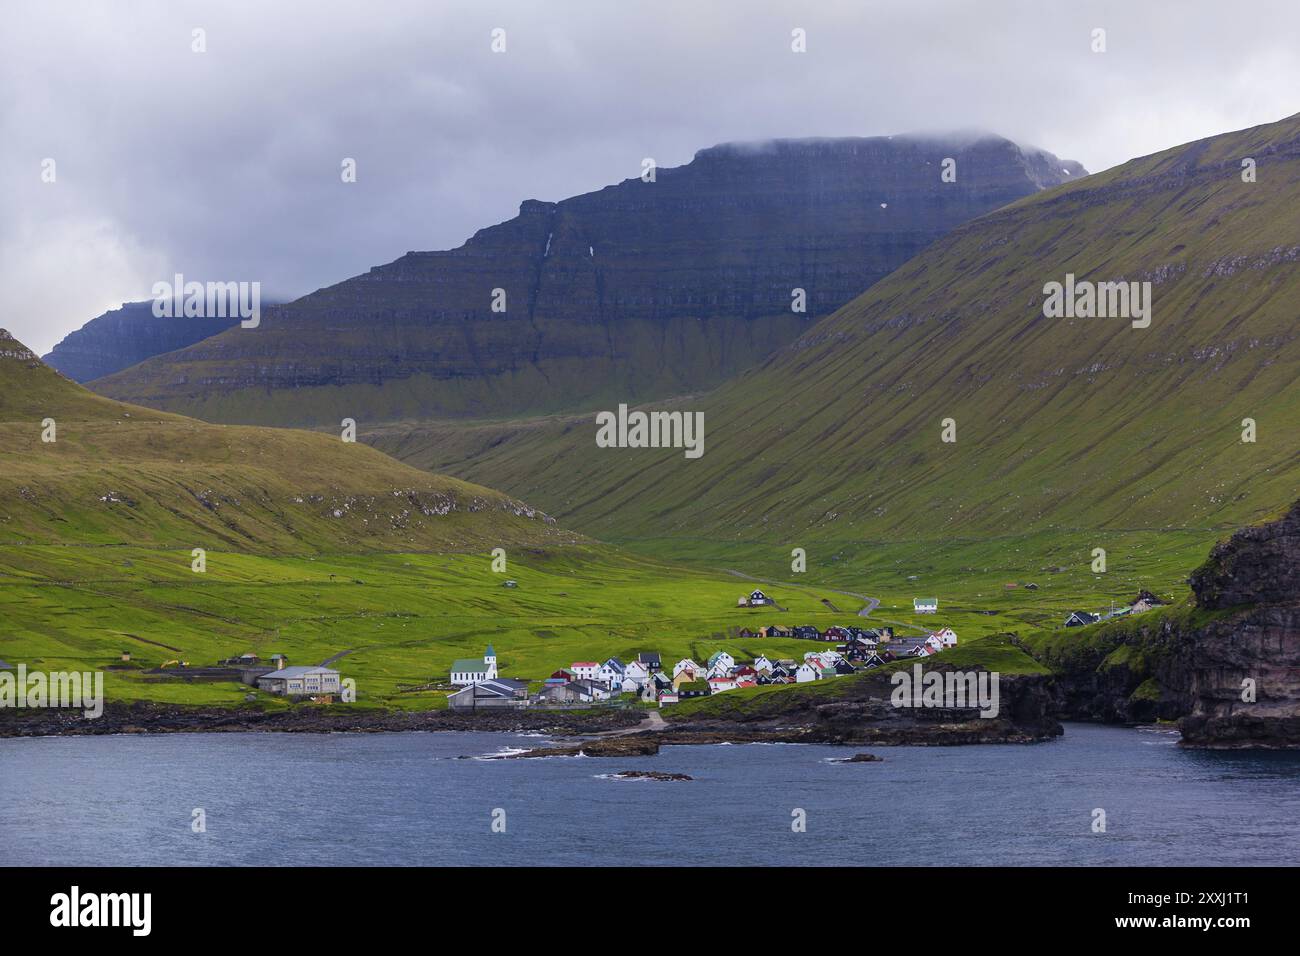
(449, 646, 498, 686)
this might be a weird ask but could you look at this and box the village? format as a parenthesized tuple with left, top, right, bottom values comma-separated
(178, 589, 1161, 710)
(443, 599, 960, 711)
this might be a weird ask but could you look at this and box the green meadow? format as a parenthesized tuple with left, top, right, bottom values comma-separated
(0, 522, 1215, 711)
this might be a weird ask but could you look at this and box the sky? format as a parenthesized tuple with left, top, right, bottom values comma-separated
(3, 0, 1298, 354)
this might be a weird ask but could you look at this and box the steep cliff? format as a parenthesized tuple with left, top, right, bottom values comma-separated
(43, 301, 241, 383)
(1023, 500, 1300, 749)
(90, 133, 1083, 425)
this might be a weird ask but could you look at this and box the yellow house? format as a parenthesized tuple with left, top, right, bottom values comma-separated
(672, 669, 699, 691)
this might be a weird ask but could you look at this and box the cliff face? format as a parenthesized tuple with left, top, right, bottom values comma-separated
(1024, 500, 1300, 749)
(42, 301, 240, 383)
(665, 666, 1063, 745)
(89, 134, 1083, 425)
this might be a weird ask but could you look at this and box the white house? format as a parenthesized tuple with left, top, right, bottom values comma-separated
(707, 676, 737, 694)
(707, 651, 735, 673)
(928, 627, 958, 648)
(914, 597, 939, 614)
(598, 658, 625, 689)
(570, 661, 600, 681)
(752, 655, 773, 674)
(673, 658, 700, 678)
(622, 660, 650, 691)
(795, 663, 820, 683)
(450, 646, 499, 686)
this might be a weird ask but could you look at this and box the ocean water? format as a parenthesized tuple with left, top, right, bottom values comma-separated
(2, 722, 1298, 866)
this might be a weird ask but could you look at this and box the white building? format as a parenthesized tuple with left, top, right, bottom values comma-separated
(795, 663, 820, 683)
(570, 661, 600, 681)
(928, 627, 958, 648)
(914, 598, 939, 614)
(257, 666, 341, 697)
(673, 658, 700, 678)
(450, 645, 499, 686)
(598, 658, 625, 689)
(622, 660, 650, 691)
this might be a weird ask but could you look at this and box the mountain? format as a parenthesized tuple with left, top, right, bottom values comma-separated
(367, 113, 1300, 547)
(0, 330, 559, 553)
(91, 133, 1084, 425)
(43, 300, 242, 383)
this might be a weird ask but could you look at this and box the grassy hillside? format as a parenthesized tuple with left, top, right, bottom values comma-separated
(0, 330, 557, 553)
(369, 113, 1300, 563)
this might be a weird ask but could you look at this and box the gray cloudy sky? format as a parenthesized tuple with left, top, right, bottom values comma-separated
(3, 0, 1298, 354)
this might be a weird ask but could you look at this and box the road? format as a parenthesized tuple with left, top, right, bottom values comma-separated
(722, 568, 881, 617)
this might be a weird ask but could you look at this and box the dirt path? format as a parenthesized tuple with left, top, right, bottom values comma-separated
(595, 709, 666, 736)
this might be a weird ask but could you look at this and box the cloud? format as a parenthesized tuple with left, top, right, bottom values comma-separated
(2, 0, 1297, 353)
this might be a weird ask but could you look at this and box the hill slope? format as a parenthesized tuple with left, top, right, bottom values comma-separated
(91, 134, 1082, 425)
(0, 330, 558, 553)
(368, 113, 1300, 547)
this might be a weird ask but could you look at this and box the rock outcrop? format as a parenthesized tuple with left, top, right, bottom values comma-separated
(89, 134, 1083, 425)
(664, 666, 1063, 745)
(1024, 500, 1300, 749)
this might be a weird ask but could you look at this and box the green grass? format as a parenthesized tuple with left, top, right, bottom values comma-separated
(1, 526, 1164, 710)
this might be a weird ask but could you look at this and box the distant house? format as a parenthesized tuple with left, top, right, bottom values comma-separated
(570, 661, 600, 681)
(672, 670, 699, 691)
(257, 666, 341, 697)
(914, 598, 939, 614)
(449, 678, 528, 710)
(546, 669, 574, 686)
(928, 627, 958, 648)
(752, 655, 773, 674)
(678, 680, 710, 699)
(759, 625, 791, 638)
(672, 658, 700, 678)
(794, 663, 820, 683)
(1131, 593, 1163, 613)
(598, 658, 626, 689)
(733, 665, 758, 683)
(1064, 611, 1098, 628)
(637, 652, 662, 671)
(707, 651, 736, 674)
(859, 652, 884, 669)
(450, 646, 499, 686)
(707, 676, 737, 694)
(834, 659, 857, 676)
(793, 625, 820, 640)
(823, 626, 850, 643)
(622, 660, 651, 690)
(738, 627, 758, 639)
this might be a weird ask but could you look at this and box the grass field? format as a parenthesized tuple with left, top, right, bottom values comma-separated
(0, 522, 1214, 711)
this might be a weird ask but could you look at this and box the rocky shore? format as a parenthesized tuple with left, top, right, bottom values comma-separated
(1023, 499, 1300, 749)
(0, 700, 644, 738)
